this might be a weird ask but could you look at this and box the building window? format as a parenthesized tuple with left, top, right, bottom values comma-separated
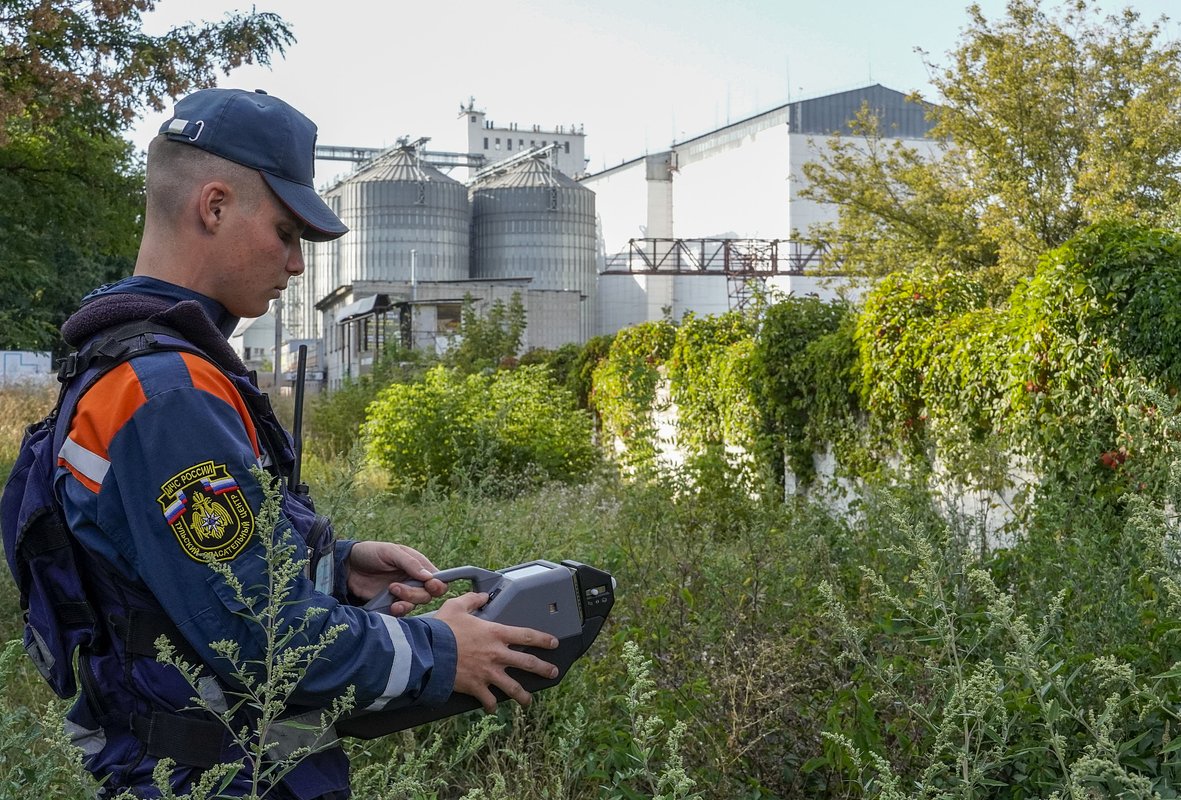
(470, 115, 477, 122)
(483, 136, 488, 149)
(507, 139, 512, 151)
(436, 303, 462, 334)
(564, 141, 570, 153)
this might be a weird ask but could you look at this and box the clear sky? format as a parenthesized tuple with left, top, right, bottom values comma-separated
(131, 0, 1181, 184)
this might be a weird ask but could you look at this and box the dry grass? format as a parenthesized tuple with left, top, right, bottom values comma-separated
(0, 383, 56, 474)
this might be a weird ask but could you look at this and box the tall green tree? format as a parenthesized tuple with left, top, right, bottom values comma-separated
(0, 1, 294, 351)
(800, 0, 1181, 285)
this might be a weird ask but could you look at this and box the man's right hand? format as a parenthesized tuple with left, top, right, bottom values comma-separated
(434, 592, 560, 713)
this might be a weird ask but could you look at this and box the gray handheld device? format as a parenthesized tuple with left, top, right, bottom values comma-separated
(335, 559, 616, 738)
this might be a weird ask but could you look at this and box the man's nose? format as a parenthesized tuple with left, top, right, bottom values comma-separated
(289, 244, 306, 276)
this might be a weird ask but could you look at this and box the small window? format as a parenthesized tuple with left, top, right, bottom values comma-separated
(470, 115, 477, 122)
(507, 139, 512, 151)
(483, 136, 489, 149)
(564, 141, 570, 153)
(436, 303, 462, 334)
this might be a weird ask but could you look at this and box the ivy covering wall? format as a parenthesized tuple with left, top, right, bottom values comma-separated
(593, 222, 1181, 511)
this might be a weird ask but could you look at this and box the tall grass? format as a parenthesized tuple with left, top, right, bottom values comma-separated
(1, 385, 1180, 797)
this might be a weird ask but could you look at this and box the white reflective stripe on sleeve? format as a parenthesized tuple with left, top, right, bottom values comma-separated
(363, 616, 413, 711)
(58, 436, 111, 486)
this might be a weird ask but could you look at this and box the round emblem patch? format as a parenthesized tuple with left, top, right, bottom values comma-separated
(157, 461, 254, 562)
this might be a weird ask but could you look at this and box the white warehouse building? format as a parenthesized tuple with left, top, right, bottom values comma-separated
(580, 84, 938, 335)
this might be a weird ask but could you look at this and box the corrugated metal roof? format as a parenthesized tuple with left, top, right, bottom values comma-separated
(351, 148, 463, 185)
(790, 84, 935, 138)
(476, 157, 591, 192)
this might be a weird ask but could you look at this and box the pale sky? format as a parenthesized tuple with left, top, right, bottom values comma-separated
(131, 0, 1180, 185)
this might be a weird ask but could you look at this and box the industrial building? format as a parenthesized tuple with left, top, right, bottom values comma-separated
(247, 85, 936, 388)
(582, 84, 937, 334)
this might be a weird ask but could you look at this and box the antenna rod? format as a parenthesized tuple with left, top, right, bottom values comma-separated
(292, 344, 308, 492)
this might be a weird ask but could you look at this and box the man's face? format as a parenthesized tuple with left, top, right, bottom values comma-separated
(207, 181, 306, 319)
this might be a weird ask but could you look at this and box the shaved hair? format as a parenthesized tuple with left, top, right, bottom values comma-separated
(145, 135, 268, 227)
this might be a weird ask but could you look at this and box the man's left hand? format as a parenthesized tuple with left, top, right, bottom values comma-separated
(347, 541, 448, 616)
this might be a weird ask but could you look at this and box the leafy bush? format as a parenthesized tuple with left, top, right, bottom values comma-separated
(364, 364, 598, 495)
(591, 320, 676, 465)
(305, 345, 433, 458)
(751, 295, 859, 486)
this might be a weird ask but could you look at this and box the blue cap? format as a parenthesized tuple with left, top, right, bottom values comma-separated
(159, 88, 347, 242)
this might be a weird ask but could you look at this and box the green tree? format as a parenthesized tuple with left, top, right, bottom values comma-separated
(801, 0, 1181, 286)
(0, 1, 294, 350)
(444, 292, 527, 374)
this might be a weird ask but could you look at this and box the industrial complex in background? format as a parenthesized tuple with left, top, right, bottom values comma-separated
(226, 84, 938, 390)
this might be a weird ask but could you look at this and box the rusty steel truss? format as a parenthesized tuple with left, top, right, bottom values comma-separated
(603, 238, 829, 310)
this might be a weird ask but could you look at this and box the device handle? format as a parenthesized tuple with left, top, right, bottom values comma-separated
(361, 566, 501, 613)
(430, 565, 501, 593)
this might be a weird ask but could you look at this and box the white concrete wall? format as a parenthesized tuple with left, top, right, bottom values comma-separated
(580, 159, 653, 268)
(674, 123, 791, 240)
(786, 132, 944, 237)
(0, 351, 52, 385)
(465, 109, 587, 179)
(597, 272, 866, 336)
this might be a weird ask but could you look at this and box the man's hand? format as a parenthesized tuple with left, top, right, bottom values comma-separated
(435, 592, 561, 713)
(347, 541, 448, 616)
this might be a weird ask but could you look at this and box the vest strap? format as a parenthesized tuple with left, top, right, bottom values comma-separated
(131, 711, 227, 769)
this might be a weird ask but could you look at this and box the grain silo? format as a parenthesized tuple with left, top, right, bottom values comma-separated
(330, 146, 470, 287)
(470, 155, 596, 339)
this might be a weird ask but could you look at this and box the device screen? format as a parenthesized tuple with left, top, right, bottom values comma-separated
(502, 563, 552, 581)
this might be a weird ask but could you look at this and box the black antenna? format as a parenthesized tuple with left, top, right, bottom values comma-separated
(291, 344, 309, 494)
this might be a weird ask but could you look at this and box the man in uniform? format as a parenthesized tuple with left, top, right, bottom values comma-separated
(55, 87, 559, 798)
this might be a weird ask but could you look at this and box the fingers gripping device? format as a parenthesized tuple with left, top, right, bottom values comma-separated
(335, 559, 616, 738)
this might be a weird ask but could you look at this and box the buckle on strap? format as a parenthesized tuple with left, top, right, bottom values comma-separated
(131, 711, 226, 769)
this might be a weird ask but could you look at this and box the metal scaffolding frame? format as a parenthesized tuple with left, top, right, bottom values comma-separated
(602, 238, 829, 310)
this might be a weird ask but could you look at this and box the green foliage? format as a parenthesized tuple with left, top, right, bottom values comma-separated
(305, 344, 433, 459)
(0, 642, 99, 795)
(801, 0, 1181, 284)
(0, 2, 294, 351)
(666, 311, 757, 454)
(591, 320, 676, 465)
(751, 295, 860, 486)
(444, 293, 527, 374)
(364, 364, 598, 495)
(0, 1, 294, 139)
(856, 269, 986, 451)
(568, 333, 615, 410)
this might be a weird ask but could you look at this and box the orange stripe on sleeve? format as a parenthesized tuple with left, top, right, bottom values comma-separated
(68, 361, 148, 464)
(180, 352, 261, 457)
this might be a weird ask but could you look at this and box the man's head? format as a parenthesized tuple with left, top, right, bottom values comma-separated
(156, 88, 346, 242)
(137, 88, 346, 319)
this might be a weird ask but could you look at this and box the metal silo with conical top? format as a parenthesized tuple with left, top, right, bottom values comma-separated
(470, 154, 596, 339)
(329, 146, 470, 286)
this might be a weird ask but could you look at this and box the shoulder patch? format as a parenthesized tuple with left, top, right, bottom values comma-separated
(157, 461, 254, 562)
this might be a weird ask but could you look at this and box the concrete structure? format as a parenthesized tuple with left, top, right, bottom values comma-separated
(0, 351, 53, 385)
(229, 313, 276, 373)
(316, 278, 583, 389)
(460, 97, 586, 180)
(580, 84, 936, 334)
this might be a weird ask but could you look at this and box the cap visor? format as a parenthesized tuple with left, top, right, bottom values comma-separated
(260, 171, 348, 242)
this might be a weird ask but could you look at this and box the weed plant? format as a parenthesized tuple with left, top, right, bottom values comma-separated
(2, 379, 1181, 797)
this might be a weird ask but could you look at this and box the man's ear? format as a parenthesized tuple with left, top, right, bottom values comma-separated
(198, 181, 230, 233)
